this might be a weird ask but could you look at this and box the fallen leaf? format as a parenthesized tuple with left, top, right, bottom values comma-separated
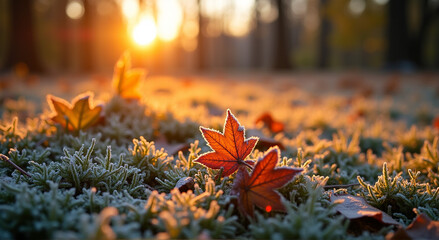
(255, 112, 285, 133)
(337, 74, 365, 90)
(154, 136, 190, 156)
(112, 51, 146, 100)
(195, 109, 258, 177)
(47, 92, 103, 131)
(175, 177, 195, 193)
(231, 147, 302, 217)
(386, 214, 439, 240)
(331, 195, 399, 230)
(247, 129, 285, 150)
(384, 74, 400, 95)
(95, 207, 118, 240)
(433, 116, 439, 130)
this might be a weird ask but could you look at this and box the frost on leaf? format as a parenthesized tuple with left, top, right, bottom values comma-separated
(387, 214, 439, 240)
(112, 51, 146, 100)
(47, 92, 102, 131)
(231, 147, 302, 217)
(331, 194, 399, 234)
(331, 194, 399, 225)
(195, 109, 258, 177)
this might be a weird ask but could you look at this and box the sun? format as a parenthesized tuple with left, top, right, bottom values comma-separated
(131, 14, 157, 46)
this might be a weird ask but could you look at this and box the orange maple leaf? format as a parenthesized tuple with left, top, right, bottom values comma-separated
(112, 51, 146, 100)
(47, 92, 102, 131)
(195, 109, 258, 177)
(231, 147, 302, 217)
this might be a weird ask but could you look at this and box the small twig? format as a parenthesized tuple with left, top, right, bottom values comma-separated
(323, 183, 360, 189)
(0, 154, 31, 178)
(35, 137, 47, 147)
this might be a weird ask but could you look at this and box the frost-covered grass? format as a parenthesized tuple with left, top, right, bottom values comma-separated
(0, 73, 439, 239)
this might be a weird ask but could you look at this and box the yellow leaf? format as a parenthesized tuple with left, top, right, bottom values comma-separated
(112, 51, 146, 100)
(47, 92, 102, 131)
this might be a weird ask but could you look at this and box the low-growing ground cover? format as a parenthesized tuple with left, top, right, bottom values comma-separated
(0, 65, 439, 239)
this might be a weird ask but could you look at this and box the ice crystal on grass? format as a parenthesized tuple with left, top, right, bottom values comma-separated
(358, 163, 439, 223)
(159, 112, 199, 143)
(0, 181, 83, 239)
(1, 73, 439, 239)
(30, 139, 146, 196)
(249, 185, 348, 240)
(97, 96, 155, 145)
(119, 178, 238, 239)
(0, 117, 52, 155)
(125, 136, 171, 187)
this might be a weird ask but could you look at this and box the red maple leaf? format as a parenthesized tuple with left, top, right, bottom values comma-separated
(231, 147, 302, 217)
(255, 112, 285, 133)
(433, 116, 439, 130)
(195, 109, 258, 177)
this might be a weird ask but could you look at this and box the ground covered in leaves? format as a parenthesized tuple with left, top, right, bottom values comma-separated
(1, 68, 439, 239)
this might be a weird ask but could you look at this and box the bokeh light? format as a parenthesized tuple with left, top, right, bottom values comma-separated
(66, 0, 85, 20)
(348, 0, 366, 16)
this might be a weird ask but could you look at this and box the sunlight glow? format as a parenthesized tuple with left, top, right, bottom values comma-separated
(132, 14, 157, 46)
(121, 0, 139, 22)
(181, 38, 198, 52)
(120, 0, 260, 46)
(182, 20, 199, 39)
(156, 0, 183, 41)
(225, 0, 255, 37)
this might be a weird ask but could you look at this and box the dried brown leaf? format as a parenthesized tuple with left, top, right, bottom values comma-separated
(331, 194, 400, 225)
(386, 214, 439, 240)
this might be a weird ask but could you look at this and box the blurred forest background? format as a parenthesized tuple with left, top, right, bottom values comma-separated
(0, 0, 438, 75)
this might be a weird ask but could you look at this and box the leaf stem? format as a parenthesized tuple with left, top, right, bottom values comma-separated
(242, 161, 254, 170)
(0, 154, 31, 178)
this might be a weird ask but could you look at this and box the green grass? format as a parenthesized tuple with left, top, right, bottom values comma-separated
(0, 73, 439, 239)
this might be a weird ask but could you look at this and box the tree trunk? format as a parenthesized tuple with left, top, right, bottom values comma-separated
(3, 0, 43, 73)
(53, 0, 69, 72)
(386, 0, 409, 68)
(197, 0, 206, 70)
(408, 0, 438, 69)
(80, 0, 93, 72)
(252, 0, 262, 69)
(273, 0, 291, 70)
(317, 0, 331, 69)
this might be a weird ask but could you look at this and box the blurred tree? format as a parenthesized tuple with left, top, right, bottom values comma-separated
(3, 0, 43, 73)
(252, 0, 262, 68)
(386, 0, 410, 68)
(80, 0, 93, 72)
(318, 0, 331, 69)
(53, 0, 69, 71)
(328, 0, 386, 68)
(197, 0, 206, 70)
(274, 0, 292, 69)
(387, 0, 439, 69)
(408, 0, 439, 69)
